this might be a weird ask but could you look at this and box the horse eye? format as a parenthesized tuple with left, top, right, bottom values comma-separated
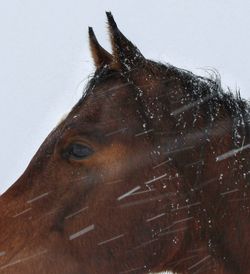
(66, 143, 94, 160)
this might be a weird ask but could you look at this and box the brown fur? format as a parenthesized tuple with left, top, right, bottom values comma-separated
(0, 12, 250, 274)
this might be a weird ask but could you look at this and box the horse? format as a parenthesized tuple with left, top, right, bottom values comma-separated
(0, 12, 250, 274)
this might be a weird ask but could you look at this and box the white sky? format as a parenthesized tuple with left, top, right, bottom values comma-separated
(0, 0, 250, 194)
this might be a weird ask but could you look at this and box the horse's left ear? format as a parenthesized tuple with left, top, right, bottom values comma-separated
(89, 27, 113, 69)
(106, 12, 145, 70)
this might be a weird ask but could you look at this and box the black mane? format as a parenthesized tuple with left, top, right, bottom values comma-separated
(165, 64, 250, 147)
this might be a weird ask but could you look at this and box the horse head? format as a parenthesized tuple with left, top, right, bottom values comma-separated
(1, 12, 250, 274)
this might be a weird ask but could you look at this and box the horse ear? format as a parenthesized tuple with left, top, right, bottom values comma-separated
(106, 12, 145, 70)
(88, 27, 113, 69)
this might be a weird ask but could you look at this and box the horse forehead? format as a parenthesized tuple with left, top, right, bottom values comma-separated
(76, 82, 135, 117)
(67, 66, 180, 127)
(61, 97, 123, 130)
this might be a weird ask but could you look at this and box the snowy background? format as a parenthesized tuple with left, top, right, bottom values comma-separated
(1, 0, 250, 196)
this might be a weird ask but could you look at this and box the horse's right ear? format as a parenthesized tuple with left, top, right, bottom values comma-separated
(89, 27, 113, 69)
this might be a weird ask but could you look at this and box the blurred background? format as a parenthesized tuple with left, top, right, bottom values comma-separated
(0, 0, 250, 193)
